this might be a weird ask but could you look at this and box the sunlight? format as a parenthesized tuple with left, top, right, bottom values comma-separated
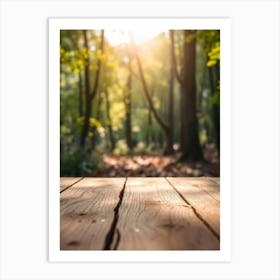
(105, 29, 165, 46)
(60, 29, 221, 178)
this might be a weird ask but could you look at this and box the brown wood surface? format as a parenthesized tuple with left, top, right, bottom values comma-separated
(167, 177, 220, 236)
(60, 177, 220, 250)
(60, 177, 126, 250)
(115, 177, 219, 250)
(60, 177, 82, 192)
(208, 177, 220, 185)
(169, 177, 220, 202)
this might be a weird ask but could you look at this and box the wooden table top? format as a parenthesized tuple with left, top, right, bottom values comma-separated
(60, 177, 220, 250)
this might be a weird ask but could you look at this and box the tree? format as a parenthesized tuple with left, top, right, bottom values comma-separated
(134, 49, 174, 154)
(123, 53, 133, 151)
(207, 39, 220, 153)
(146, 85, 154, 147)
(171, 30, 203, 160)
(80, 30, 105, 147)
(166, 30, 175, 155)
(60, 29, 220, 177)
(91, 89, 103, 149)
(60, 30, 84, 118)
(78, 71, 84, 117)
(104, 90, 116, 151)
(131, 35, 174, 155)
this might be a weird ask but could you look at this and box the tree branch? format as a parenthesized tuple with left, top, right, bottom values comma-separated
(170, 30, 183, 85)
(90, 30, 105, 100)
(82, 30, 90, 101)
(134, 52, 169, 132)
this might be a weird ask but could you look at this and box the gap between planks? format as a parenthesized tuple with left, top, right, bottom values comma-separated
(165, 177, 220, 241)
(60, 177, 84, 193)
(60, 177, 126, 250)
(103, 177, 127, 250)
(112, 177, 219, 250)
(60, 177, 220, 250)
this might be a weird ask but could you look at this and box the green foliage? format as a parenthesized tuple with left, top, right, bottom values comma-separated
(77, 116, 102, 129)
(60, 29, 220, 172)
(210, 92, 220, 106)
(199, 129, 208, 146)
(207, 42, 220, 67)
(133, 141, 151, 155)
(60, 148, 103, 176)
(113, 139, 129, 156)
(210, 80, 220, 105)
(196, 30, 220, 53)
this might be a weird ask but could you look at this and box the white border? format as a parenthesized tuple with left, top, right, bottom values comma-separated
(49, 18, 231, 262)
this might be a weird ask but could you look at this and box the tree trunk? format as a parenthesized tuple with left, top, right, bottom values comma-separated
(78, 72, 83, 117)
(80, 30, 91, 147)
(146, 108, 152, 146)
(163, 31, 176, 155)
(179, 30, 203, 161)
(80, 30, 104, 148)
(104, 90, 115, 151)
(134, 50, 172, 154)
(208, 66, 220, 153)
(91, 90, 103, 149)
(124, 58, 133, 151)
(146, 87, 154, 147)
(135, 54, 169, 132)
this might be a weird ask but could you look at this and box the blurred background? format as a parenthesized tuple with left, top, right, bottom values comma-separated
(60, 29, 220, 177)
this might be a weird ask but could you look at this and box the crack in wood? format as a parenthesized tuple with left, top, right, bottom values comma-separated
(60, 177, 84, 193)
(111, 228, 121, 250)
(103, 178, 127, 250)
(165, 177, 220, 241)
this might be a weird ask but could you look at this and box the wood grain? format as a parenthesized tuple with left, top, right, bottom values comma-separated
(167, 177, 220, 235)
(60, 177, 82, 192)
(115, 177, 219, 250)
(208, 177, 220, 185)
(60, 177, 125, 250)
(168, 177, 220, 202)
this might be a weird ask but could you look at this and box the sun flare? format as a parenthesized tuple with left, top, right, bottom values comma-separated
(105, 29, 165, 46)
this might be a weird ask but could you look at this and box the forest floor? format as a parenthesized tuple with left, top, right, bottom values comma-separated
(92, 144, 219, 177)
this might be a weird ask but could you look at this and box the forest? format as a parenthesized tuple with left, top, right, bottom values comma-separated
(60, 29, 220, 177)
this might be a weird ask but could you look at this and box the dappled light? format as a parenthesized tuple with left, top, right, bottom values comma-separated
(59, 28, 221, 251)
(60, 29, 220, 177)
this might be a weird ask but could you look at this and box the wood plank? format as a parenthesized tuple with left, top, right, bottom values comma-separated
(116, 177, 219, 250)
(208, 177, 220, 185)
(60, 177, 82, 192)
(168, 177, 220, 202)
(60, 177, 125, 250)
(167, 177, 220, 236)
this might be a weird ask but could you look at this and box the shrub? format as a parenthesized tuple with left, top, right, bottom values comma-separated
(60, 148, 102, 177)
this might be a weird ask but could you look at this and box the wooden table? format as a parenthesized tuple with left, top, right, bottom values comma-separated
(60, 177, 220, 250)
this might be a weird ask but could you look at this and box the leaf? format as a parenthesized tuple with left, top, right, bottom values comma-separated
(207, 60, 217, 67)
(210, 92, 220, 105)
(89, 117, 101, 128)
(207, 42, 220, 67)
